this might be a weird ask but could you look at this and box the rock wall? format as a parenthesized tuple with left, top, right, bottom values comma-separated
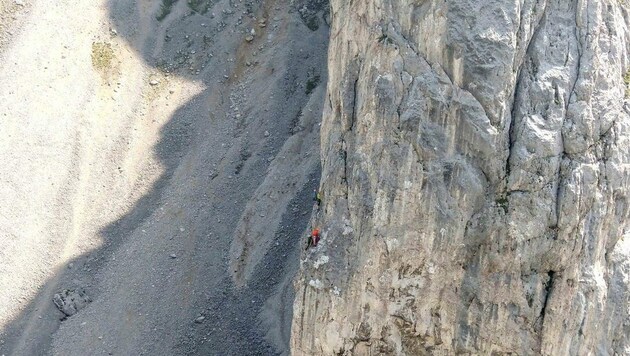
(292, 0, 630, 354)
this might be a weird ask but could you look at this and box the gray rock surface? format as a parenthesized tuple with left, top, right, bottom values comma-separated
(292, 0, 630, 355)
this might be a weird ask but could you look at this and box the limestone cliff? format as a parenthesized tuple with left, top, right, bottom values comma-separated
(292, 0, 630, 354)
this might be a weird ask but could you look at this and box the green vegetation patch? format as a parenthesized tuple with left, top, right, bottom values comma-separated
(305, 75, 320, 95)
(157, 0, 179, 21)
(305, 16, 319, 31)
(496, 196, 509, 214)
(187, 0, 213, 14)
(91, 42, 115, 72)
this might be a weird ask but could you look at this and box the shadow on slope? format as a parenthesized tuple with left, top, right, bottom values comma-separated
(0, 0, 329, 354)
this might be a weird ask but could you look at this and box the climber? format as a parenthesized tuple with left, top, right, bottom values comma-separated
(312, 228, 320, 246)
(306, 228, 320, 250)
(313, 190, 322, 207)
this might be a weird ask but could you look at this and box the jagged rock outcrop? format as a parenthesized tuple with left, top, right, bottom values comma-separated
(292, 1, 630, 355)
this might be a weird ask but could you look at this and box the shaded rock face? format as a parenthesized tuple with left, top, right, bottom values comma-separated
(292, 1, 630, 355)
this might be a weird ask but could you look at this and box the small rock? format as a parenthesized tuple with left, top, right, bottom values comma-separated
(264, 130, 270, 137)
(314, 255, 330, 269)
(308, 279, 324, 290)
(169, 254, 177, 259)
(149, 79, 159, 86)
(401, 71, 412, 87)
(53, 288, 91, 317)
(245, 35, 254, 42)
(195, 316, 205, 324)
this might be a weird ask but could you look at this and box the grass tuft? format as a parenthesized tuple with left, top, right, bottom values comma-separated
(157, 0, 179, 21)
(305, 75, 320, 95)
(496, 197, 509, 214)
(187, 0, 212, 14)
(91, 42, 114, 72)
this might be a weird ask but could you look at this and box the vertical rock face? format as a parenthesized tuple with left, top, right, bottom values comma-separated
(292, 1, 630, 355)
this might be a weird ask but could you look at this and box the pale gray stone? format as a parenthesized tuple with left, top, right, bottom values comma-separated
(291, 1, 630, 355)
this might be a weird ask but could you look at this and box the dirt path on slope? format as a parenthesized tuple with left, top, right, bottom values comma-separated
(0, 0, 329, 355)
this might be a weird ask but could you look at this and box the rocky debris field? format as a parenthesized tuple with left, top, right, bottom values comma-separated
(0, 0, 329, 355)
